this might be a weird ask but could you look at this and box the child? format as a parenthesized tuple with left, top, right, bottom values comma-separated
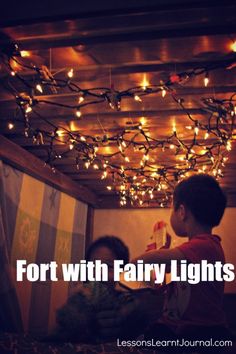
(133, 174, 229, 342)
(49, 236, 151, 343)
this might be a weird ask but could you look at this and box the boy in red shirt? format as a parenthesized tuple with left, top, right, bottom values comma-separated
(134, 174, 230, 347)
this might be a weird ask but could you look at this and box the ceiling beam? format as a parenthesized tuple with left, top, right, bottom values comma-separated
(0, 134, 98, 206)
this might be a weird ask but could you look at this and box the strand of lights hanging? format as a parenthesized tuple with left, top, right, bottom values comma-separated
(1, 43, 236, 207)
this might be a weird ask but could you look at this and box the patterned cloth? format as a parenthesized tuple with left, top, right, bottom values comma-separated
(0, 160, 88, 335)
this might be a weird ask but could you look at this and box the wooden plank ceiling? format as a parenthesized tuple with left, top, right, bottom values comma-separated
(0, 0, 236, 208)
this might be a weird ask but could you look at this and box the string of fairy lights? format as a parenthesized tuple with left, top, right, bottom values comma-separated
(1, 42, 236, 207)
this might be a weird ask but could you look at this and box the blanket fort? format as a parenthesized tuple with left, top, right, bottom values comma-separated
(16, 260, 235, 284)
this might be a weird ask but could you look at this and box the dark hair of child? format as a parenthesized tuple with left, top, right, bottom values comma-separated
(86, 235, 130, 263)
(173, 174, 227, 227)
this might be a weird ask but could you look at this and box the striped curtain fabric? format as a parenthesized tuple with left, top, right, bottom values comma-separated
(0, 160, 88, 336)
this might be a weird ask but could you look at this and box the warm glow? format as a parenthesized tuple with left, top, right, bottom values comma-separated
(230, 41, 236, 52)
(20, 50, 30, 57)
(161, 88, 167, 98)
(172, 123, 176, 133)
(134, 94, 142, 102)
(57, 130, 65, 137)
(69, 121, 77, 132)
(8, 122, 14, 130)
(25, 106, 32, 113)
(140, 116, 146, 125)
(140, 73, 149, 90)
(204, 76, 209, 87)
(78, 95, 84, 104)
(36, 84, 43, 93)
(67, 68, 74, 78)
(75, 109, 82, 118)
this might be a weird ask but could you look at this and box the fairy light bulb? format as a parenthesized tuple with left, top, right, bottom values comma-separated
(11, 71, 16, 76)
(25, 105, 32, 113)
(226, 141, 232, 151)
(141, 73, 149, 90)
(101, 171, 107, 179)
(172, 123, 177, 134)
(67, 68, 74, 78)
(169, 144, 175, 149)
(161, 87, 167, 98)
(204, 132, 209, 139)
(107, 186, 112, 190)
(8, 122, 14, 130)
(36, 84, 43, 93)
(143, 153, 149, 161)
(204, 72, 209, 87)
(75, 109, 82, 118)
(231, 41, 236, 52)
(124, 156, 130, 162)
(20, 50, 30, 57)
(194, 126, 199, 135)
(78, 95, 84, 104)
(93, 164, 99, 169)
(134, 94, 142, 102)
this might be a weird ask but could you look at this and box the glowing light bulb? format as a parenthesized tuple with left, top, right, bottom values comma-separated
(231, 41, 236, 52)
(75, 109, 82, 118)
(124, 156, 130, 162)
(67, 68, 74, 78)
(226, 141, 232, 151)
(134, 94, 142, 102)
(20, 50, 30, 57)
(25, 105, 32, 113)
(141, 74, 149, 90)
(204, 73, 209, 87)
(107, 186, 112, 190)
(57, 130, 64, 137)
(161, 88, 167, 98)
(36, 84, 43, 93)
(170, 144, 175, 149)
(204, 132, 209, 139)
(78, 95, 84, 103)
(8, 122, 14, 130)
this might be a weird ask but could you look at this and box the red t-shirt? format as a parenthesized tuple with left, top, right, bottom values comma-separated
(162, 234, 226, 333)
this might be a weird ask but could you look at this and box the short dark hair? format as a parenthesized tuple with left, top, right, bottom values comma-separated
(86, 235, 129, 263)
(173, 174, 227, 227)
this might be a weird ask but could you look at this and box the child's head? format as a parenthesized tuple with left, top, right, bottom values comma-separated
(86, 235, 129, 283)
(171, 174, 227, 236)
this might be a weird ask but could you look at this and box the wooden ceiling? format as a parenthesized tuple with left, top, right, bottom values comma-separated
(0, 0, 236, 208)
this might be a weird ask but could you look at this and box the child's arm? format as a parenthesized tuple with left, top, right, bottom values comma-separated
(132, 247, 185, 266)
